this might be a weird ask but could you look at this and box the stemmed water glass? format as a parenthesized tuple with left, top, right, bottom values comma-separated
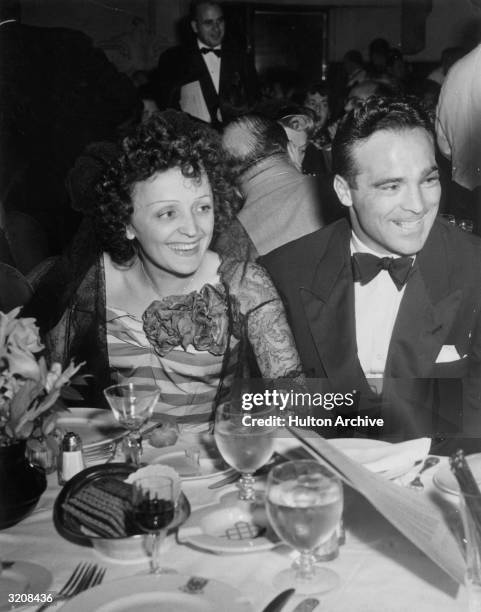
(266, 460, 343, 595)
(131, 475, 176, 574)
(103, 383, 160, 466)
(214, 404, 275, 500)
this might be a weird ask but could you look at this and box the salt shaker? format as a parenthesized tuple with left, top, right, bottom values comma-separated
(57, 432, 85, 485)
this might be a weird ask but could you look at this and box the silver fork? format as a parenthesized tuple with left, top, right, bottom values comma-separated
(36, 563, 105, 611)
(84, 443, 117, 464)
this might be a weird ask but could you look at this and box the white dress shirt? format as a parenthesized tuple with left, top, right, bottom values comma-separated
(351, 232, 412, 392)
(198, 39, 221, 93)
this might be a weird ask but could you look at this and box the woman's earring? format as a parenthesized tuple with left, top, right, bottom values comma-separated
(126, 229, 135, 241)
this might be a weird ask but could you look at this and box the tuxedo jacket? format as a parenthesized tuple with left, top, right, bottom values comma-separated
(261, 218, 481, 449)
(155, 42, 258, 124)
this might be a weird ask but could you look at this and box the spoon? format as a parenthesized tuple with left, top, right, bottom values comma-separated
(408, 456, 440, 489)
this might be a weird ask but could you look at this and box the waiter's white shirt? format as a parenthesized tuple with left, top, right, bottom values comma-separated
(351, 232, 412, 388)
(198, 39, 221, 93)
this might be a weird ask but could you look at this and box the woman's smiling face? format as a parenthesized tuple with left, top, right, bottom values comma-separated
(127, 167, 214, 277)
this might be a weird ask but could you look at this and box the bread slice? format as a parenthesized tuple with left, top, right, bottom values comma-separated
(62, 477, 134, 537)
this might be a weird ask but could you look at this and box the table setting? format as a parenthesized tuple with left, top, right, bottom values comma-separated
(1, 384, 479, 612)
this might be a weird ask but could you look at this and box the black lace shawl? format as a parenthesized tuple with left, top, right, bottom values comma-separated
(24, 219, 303, 408)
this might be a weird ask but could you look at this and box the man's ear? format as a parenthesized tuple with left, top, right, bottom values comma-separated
(333, 174, 353, 208)
(191, 20, 198, 35)
(126, 225, 135, 241)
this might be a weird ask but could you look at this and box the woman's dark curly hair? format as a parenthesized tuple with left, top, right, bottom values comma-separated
(94, 110, 242, 265)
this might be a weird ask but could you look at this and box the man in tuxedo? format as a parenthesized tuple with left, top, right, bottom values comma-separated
(154, 1, 258, 125)
(262, 97, 481, 451)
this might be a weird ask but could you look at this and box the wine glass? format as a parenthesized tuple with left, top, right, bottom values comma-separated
(103, 383, 160, 466)
(266, 460, 343, 595)
(214, 404, 275, 500)
(131, 475, 176, 574)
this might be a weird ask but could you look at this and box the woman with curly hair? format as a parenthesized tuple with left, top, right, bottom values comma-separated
(25, 110, 303, 431)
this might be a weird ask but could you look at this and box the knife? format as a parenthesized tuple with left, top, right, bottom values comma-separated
(261, 589, 295, 612)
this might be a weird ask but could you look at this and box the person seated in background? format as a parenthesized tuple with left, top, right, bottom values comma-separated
(303, 81, 332, 151)
(343, 50, 367, 90)
(214, 114, 324, 261)
(367, 37, 391, 80)
(262, 97, 481, 452)
(277, 104, 333, 178)
(24, 111, 303, 432)
(343, 79, 396, 115)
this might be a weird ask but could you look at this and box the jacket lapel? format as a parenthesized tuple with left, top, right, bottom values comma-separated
(299, 221, 370, 392)
(385, 222, 463, 378)
(190, 49, 219, 122)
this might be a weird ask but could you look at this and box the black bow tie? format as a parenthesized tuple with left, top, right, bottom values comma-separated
(200, 47, 221, 57)
(352, 252, 414, 290)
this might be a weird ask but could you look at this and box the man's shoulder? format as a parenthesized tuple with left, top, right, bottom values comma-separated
(427, 219, 481, 282)
(157, 44, 197, 66)
(435, 218, 481, 256)
(261, 220, 346, 275)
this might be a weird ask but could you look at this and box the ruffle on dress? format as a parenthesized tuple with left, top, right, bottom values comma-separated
(142, 283, 242, 357)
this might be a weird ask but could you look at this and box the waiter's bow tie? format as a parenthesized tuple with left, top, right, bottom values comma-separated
(352, 252, 414, 290)
(201, 47, 221, 57)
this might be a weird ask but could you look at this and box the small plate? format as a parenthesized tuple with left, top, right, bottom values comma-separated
(329, 438, 416, 480)
(57, 408, 125, 450)
(433, 453, 481, 495)
(178, 491, 279, 554)
(54, 463, 190, 547)
(0, 562, 52, 612)
(149, 448, 234, 481)
(58, 574, 252, 612)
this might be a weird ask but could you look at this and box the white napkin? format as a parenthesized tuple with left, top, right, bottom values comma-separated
(344, 438, 431, 474)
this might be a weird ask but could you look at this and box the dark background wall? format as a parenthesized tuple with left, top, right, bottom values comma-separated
(18, 0, 481, 75)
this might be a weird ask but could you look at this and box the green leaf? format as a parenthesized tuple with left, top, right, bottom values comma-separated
(9, 379, 42, 425)
(60, 386, 84, 401)
(42, 413, 57, 435)
(16, 420, 34, 439)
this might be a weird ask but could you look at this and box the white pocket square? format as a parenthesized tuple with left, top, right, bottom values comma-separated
(435, 345, 466, 363)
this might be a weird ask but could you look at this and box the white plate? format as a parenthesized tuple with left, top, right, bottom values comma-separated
(178, 491, 279, 554)
(433, 453, 481, 495)
(0, 562, 52, 612)
(329, 438, 416, 480)
(58, 574, 252, 612)
(57, 408, 125, 450)
(149, 448, 234, 480)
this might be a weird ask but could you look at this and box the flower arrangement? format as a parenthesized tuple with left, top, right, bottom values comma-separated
(0, 308, 85, 449)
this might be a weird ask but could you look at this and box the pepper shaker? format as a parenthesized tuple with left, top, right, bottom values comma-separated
(57, 432, 85, 485)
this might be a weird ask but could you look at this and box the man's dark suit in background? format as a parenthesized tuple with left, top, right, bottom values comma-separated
(0, 3, 137, 254)
(154, 2, 258, 125)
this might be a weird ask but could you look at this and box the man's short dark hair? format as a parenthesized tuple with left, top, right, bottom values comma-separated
(189, 0, 222, 21)
(332, 96, 434, 185)
(222, 114, 288, 172)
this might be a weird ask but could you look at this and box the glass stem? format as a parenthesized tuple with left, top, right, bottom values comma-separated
(238, 472, 256, 500)
(150, 530, 164, 573)
(123, 430, 143, 466)
(296, 551, 316, 581)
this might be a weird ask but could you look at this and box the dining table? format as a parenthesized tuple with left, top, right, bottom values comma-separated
(0, 430, 473, 612)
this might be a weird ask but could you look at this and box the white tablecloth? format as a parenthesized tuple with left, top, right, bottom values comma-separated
(0, 436, 471, 612)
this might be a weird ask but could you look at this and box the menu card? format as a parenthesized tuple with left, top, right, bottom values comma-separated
(287, 427, 466, 584)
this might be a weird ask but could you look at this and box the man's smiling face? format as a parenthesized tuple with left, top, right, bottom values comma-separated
(334, 127, 441, 256)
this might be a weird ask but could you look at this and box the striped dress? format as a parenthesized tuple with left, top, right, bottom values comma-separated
(106, 284, 240, 432)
